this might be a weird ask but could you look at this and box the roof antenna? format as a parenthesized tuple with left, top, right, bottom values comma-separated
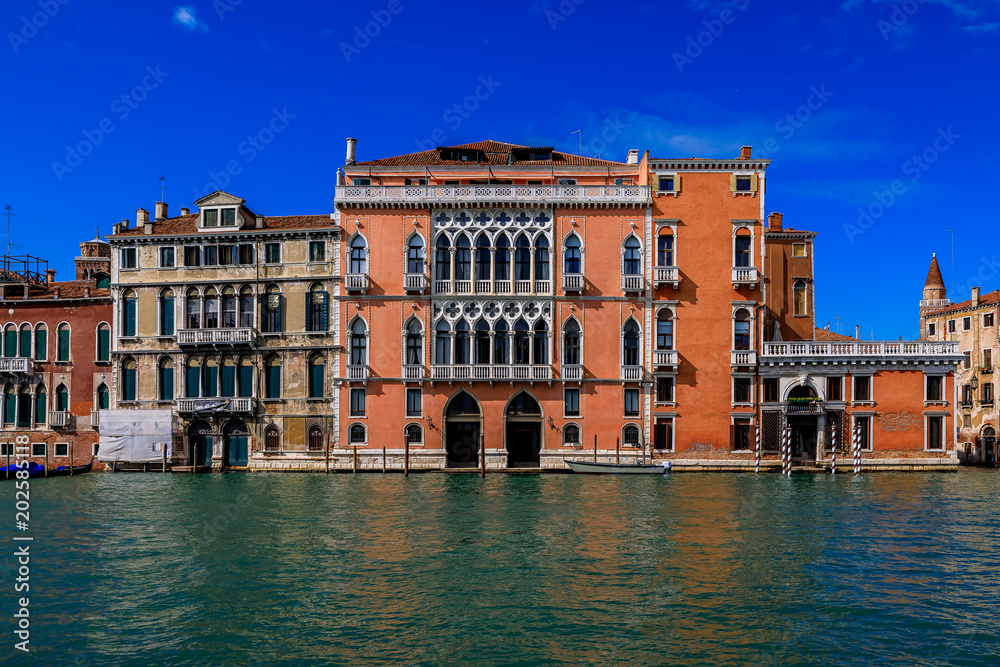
(158, 175, 167, 203)
(571, 130, 582, 156)
(4, 205, 17, 255)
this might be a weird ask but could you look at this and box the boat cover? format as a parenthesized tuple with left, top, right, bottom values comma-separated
(97, 409, 174, 463)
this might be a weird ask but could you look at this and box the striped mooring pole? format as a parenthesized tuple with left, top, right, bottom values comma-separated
(831, 424, 837, 475)
(782, 426, 789, 475)
(853, 424, 861, 476)
(786, 426, 793, 476)
(754, 424, 761, 474)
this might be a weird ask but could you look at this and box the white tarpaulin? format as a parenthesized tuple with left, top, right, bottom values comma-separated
(97, 409, 174, 463)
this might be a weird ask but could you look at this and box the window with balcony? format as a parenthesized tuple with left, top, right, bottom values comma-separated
(513, 319, 531, 365)
(2, 325, 14, 358)
(239, 288, 254, 329)
(622, 236, 641, 276)
(623, 318, 641, 366)
(656, 377, 674, 403)
(405, 319, 423, 366)
(56, 323, 70, 362)
(96, 323, 110, 362)
(349, 235, 367, 275)
(306, 284, 328, 332)
(202, 358, 220, 398)
(121, 357, 137, 401)
(309, 241, 326, 262)
(827, 377, 842, 402)
(454, 319, 470, 365)
(495, 236, 510, 282)
(793, 280, 808, 317)
(185, 358, 201, 398)
(926, 375, 943, 402)
(221, 287, 237, 328)
(563, 319, 580, 366)
(261, 286, 283, 333)
(734, 309, 750, 350)
(435, 236, 451, 283)
(734, 377, 751, 404)
(564, 234, 581, 275)
(350, 388, 366, 417)
(17, 325, 30, 358)
(238, 357, 253, 397)
(185, 289, 201, 329)
(220, 356, 236, 397)
(265, 355, 281, 399)
(656, 310, 673, 350)
(564, 388, 580, 416)
(734, 233, 751, 268)
(455, 235, 472, 283)
(624, 388, 640, 417)
(494, 320, 509, 364)
(121, 290, 137, 337)
(15, 386, 30, 428)
(764, 377, 779, 402)
(203, 288, 219, 329)
(533, 321, 549, 364)
(156, 358, 173, 401)
(534, 236, 550, 282)
(160, 289, 175, 336)
(308, 353, 324, 399)
(514, 235, 531, 281)
(406, 388, 421, 417)
(34, 324, 46, 361)
(657, 233, 674, 267)
(350, 318, 368, 366)
(408, 235, 425, 275)
(474, 320, 490, 364)
(435, 320, 451, 364)
(474, 235, 490, 282)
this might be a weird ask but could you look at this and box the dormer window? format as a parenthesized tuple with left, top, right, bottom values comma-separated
(203, 208, 237, 228)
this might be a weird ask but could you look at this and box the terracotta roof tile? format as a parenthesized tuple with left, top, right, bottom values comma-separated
(926, 290, 1000, 316)
(352, 140, 628, 167)
(0, 280, 110, 302)
(924, 254, 945, 290)
(813, 327, 857, 342)
(112, 214, 334, 237)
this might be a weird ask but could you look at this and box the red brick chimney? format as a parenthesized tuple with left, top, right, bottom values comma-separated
(45, 269, 55, 285)
(768, 212, 783, 231)
(739, 146, 752, 160)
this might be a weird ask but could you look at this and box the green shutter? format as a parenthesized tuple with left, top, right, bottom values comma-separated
(310, 362, 324, 398)
(123, 370, 135, 402)
(98, 387, 109, 410)
(125, 298, 137, 337)
(58, 329, 69, 361)
(239, 365, 252, 397)
(160, 368, 174, 401)
(98, 328, 110, 362)
(162, 297, 174, 335)
(277, 295, 284, 333)
(3, 392, 13, 423)
(4, 330, 15, 358)
(35, 392, 45, 424)
(305, 292, 313, 332)
(35, 329, 46, 361)
(267, 365, 280, 398)
(186, 367, 200, 398)
(321, 292, 329, 332)
(19, 330, 30, 357)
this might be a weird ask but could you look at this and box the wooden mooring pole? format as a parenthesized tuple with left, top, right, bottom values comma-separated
(593, 434, 597, 462)
(325, 437, 330, 474)
(404, 434, 410, 478)
(480, 432, 485, 478)
(5, 446, 9, 480)
(352, 446, 357, 474)
(616, 437, 620, 464)
(382, 446, 387, 474)
(162, 443, 167, 473)
(44, 444, 48, 477)
(70, 441, 75, 475)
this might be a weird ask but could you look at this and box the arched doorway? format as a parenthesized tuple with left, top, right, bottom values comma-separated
(444, 391, 480, 468)
(786, 384, 820, 461)
(983, 427, 996, 466)
(506, 392, 542, 468)
(189, 419, 213, 468)
(223, 419, 249, 468)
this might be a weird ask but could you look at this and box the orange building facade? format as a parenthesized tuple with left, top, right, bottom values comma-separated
(332, 140, 963, 471)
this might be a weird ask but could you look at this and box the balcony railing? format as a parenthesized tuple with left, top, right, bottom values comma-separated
(562, 364, 582, 381)
(653, 266, 680, 288)
(731, 350, 757, 366)
(621, 275, 644, 293)
(920, 298, 951, 310)
(431, 364, 552, 381)
(653, 350, 678, 367)
(404, 274, 427, 292)
(335, 184, 651, 206)
(345, 273, 369, 292)
(176, 397, 256, 414)
(762, 340, 961, 359)
(403, 364, 424, 380)
(0, 358, 32, 373)
(90, 410, 100, 429)
(515, 280, 532, 294)
(177, 328, 256, 346)
(347, 364, 370, 381)
(49, 411, 70, 428)
(621, 365, 643, 381)
(731, 267, 759, 286)
(786, 401, 824, 415)
(433, 278, 551, 296)
(562, 274, 584, 292)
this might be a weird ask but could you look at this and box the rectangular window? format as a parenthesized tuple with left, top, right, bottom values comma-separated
(309, 241, 326, 262)
(0, 444, 9, 456)
(927, 322, 936, 337)
(657, 235, 673, 267)
(827, 377, 842, 402)
(963, 351, 971, 369)
(734, 237, 751, 268)
(55, 443, 68, 457)
(734, 377, 751, 403)
(564, 388, 580, 416)
(31, 443, 45, 457)
(405, 388, 421, 417)
(624, 388, 640, 417)
(926, 375, 943, 401)
(204, 209, 218, 227)
(985, 313, 995, 327)
(221, 208, 236, 226)
(655, 377, 674, 403)
(732, 419, 751, 451)
(404, 179, 427, 186)
(97, 327, 110, 362)
(927, 416, 943, 450)
(735, 176, 751, 191)
(121, 247, 136, 269)
(218, 245, 235, 266)
(963, 317, 971, 331)
(963, 384, 974, 403)
(985, 349, 993, 368)
(57, 328, 69, 361)
(265, 243, 281, 264)
(854, 376, 871, 402)
(763, 377, 779, 402)
(184, 246, 201, 267)
(160, 246, 174, 268)
(856, 416, 872, 451)
(203, 246, 218, 266)
(792, 243, 807, 257)
(947, 319, 956, 333)
(558, 179, 577, 185)
(239, 244, 254, 264)
(658, 177, 674, 192)
(353, 178, 371, 185)
(984, 383, 994, 404)
(350, 388, 366, 417)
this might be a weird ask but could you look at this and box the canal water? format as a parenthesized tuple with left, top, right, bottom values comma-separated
(5, 470, 1000, 666)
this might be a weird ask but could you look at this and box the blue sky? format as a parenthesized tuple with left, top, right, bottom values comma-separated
(2, 0, 997, 339)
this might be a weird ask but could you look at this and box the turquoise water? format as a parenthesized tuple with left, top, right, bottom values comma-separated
(5, 470, 1000, 666)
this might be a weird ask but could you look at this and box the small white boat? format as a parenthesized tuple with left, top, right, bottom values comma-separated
(566, 460, 671, 475)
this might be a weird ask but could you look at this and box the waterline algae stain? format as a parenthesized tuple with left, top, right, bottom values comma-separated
(7, 472, 1000, 664)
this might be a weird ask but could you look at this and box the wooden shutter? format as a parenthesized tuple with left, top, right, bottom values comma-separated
(729, 173, 737, 191)
(750, 174, 759, 192)
(35, 329, 46, 360)
(674, 175, 682, 193)
(58, 329, 69, 361)
(98, 328, 110, 361)
(19, 330, 30, 357)
(163, 297, 174, 335)
(305, 292, 313, 332)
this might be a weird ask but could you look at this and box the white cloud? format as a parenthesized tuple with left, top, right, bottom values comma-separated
(173, 6, 209, 32)
(962, 21, 1000, 31)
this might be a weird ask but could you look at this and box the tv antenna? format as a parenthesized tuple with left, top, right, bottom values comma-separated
(571, 130, 582, 156)
(4, 205, 19, 255)
(158, 176, 167, 203)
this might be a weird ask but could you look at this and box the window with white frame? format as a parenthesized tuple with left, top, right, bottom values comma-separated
(854, 415, 873, 451)
(733, 377, 752, 404)
(563, 423, 581, 446)
(963, 316, 972, 331)
(926, 415, 944, 450)
(926, 375, 944, 402)
(624, 388, 640, 417)
(564, 388, 580, 417)
(853, 376, 872, 403)
(947, 319, 956, 333)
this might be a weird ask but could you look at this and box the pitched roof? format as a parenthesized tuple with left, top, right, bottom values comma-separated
(925, 290, 1000, 316)
(352, 140, 629, 167)
(814, 327, 856, 342)
(924, 254, 946, 290)
(112, 213, 335, 237)
(0, 280, 110, 302)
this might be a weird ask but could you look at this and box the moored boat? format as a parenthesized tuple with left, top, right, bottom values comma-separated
(0, 462, 46, 478)
(49, 462, 94, 477)
(566, 460, 671, 475)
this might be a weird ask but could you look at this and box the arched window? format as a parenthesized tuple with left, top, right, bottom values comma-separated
(406, 423, 423, 445)
(564, 423, 580, 446)
(203, 288, 219, 329)
(623, 424, 640, 447)
(56, 323, 70, 362)
(262, 285, 282, 333)
(122, 357, 137, 401)
(435, 236, 451, 281)
(494, 319, 509, 365)
(221, 287, 237, 328)
(265, 354, 281, 399)
(308, 353, 325, 398)
(34, 324, 46, 361)
(185, 357, 201, 398)
(350, 319, 368, 366)
(793, 280, 808, 316)
(202, 356, 218, 398)
(18, 325, 31, 358)
(308, 424, 324, 452)
(474, 320, 490, 364)
(36, 384, 47, 425)
(264, 425, 280, 452)
(507, 392, 541, 416)
(160, 289, 175, 335)
(96, 323, 110, 362)
(656, 310, 673, 350)
(435, 320, 451, 364)
(158, 358, 174, 401)
(239, 287, 255, 328)
(349, 423, 367, 444)
(513, 319, 530, 365)
(17, 385, 31, 427)
(3, 325, 15, 358)
(623, 319, 640, 366)
(533, 320, 549, 365)
(657, 230, 674, 267)
(623, 236, 642, 276)
(185, 288, 201, 329)
(349, 234, 367, 274)
(564, 234, 581, 275)
(455, 234, 471, 281)
(2, 385, 13, 424)
(122, 289, 137, 337)
(495, 235, 510, 281)
(220, 356, 236, 397)
(734, 230, 751, 268)
(534, 236, 550, 281)
(734, 309, 751, 350)
(564, 319, 581, 365)
(405, 319, 422, 365)
(407, 235, 425, 274)
(306, 283, 328, 332)
(514, 235, 531, 281)
(454, 319, 470, 365)
(96, 383, 109, 411)
(475, 235, 491, 281)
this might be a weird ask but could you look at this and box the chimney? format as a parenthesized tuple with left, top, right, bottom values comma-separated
(768, 212, 783, 231)
(136, 208, 149, 227)
(855, 325, 860, 339)
(155, 201, 168, 221)
(45, 269, 55, 285)
(626, 149, 639, 165)
(84, 286, 90, 298)
(122, 218, 129, 231)
(739, 145, 752, 160)
(346, 137, 358, 165)
(180, 207, 190, 216)
(53, 287, 60, 299)
(255, 214, 264, 229)
(973, 287, 981, 306)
